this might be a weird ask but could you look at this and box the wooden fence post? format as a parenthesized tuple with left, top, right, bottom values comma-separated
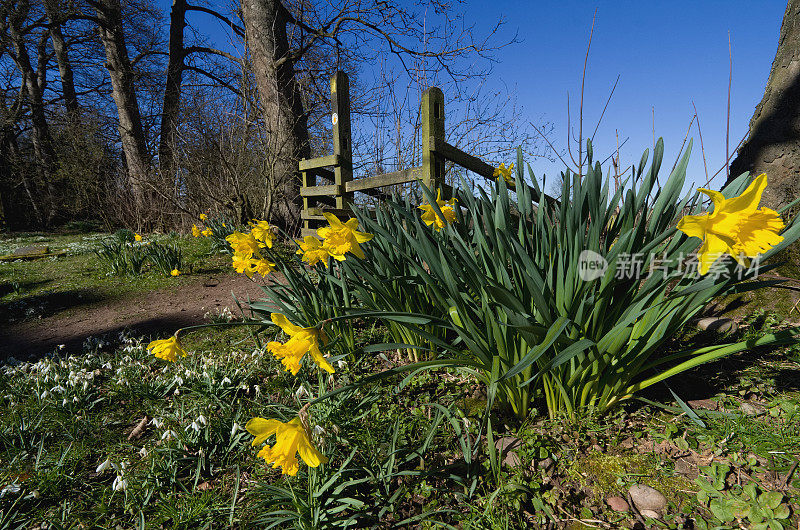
(421, 87, 445, 191)
(331, 71, 352, 210)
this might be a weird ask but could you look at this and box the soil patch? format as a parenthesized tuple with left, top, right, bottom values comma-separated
(0, 272, 275, 361)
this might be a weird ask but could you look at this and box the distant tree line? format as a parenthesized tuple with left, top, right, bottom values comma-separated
(0, 0, 542, 232)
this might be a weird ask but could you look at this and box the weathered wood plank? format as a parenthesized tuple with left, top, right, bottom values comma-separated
(345, 167, 423, 192)
(301, 184, 341, 197)
(299, 154, 341, 171)
(431, 138, 496, 179)
(306, 207, 352, 217)
(301, 228, 320, 238)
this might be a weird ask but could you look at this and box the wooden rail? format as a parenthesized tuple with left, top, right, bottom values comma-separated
(299, 71, 493, 237)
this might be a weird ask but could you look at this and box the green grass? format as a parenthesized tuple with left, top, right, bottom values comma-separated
(0, 231, 232, 324)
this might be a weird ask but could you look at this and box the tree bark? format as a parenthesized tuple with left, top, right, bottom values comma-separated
(44, 0, 80, 115)
(240, 0, 309, 230)
(728, 0, 800, 210)
(94, 0, 151, 209)
(158, 0, 187, 178)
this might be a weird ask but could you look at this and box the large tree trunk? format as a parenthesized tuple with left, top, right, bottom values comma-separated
(94, 0, 151, 211)
(728, 0, 800, 210)
(158, 0, 187, 178)
(240, 0, 310, 230)
(44, 0, 80, 115)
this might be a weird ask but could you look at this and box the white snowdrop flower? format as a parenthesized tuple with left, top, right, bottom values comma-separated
(221, 376, 232, 385)
(0, 483, 21, 497)
(62, 398, 68, 406)
(139, 447, 148, 458)
(96, 458, 112, 473)
(112, 476, 127, 491)
(73, 396, 79, 403)
(173, 388, 180, 396)
(230, 423, 240, 437)
(337, 359, 347, 370)
(295, 385, 309, 400)
(102, 362, 112, 370)
(51, 385, 66, 393)
(174, 376, 184, 386)
(150, 418, 163, 428)
(197, 415, 207, 426)
(161, 430, 178, 440)
(253, 385, 260, 395)
(462, 417, 471, 430)
(82, 381, 89, 392)
(187, 421, 200, 432)
(312, 424, 326, 437)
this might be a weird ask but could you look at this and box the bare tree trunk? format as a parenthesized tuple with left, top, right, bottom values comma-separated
(44, 0, 79, 115)
(240, 0, 309, 230)
(158, 0, 187, 178)
(5, 4, 58, 225)
(94, 0, 151, 211)
(728, 0, 800, 210)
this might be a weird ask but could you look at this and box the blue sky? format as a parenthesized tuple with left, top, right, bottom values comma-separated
(179, 0, 786, 191)
(475, 1, 786, 190)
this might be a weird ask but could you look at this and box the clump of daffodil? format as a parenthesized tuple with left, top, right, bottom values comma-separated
(170, 269, 181, 276)
(316, 212, 373, 260)
(246, 417, 328, 476)
(677, 173, 784, 275)
(296, 236, 331, 267)
(201, 228, 212, 237)
(199, 213, 208, 221)
(227, 228, 276, 278)
(419, 189, 457, 231)
(147, 336, 188, 362)
(493, 162, 515, 188)
(191, 225, 201, 238)
(267, 313, 334, 375)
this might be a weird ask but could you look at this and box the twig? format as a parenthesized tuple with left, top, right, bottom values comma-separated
(726, 31, 733, 183)
(692, 101, 710, 186)
(577, 8, 598, 180)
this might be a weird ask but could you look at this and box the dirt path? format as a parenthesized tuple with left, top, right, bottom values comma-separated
(0, 273, 274, 361)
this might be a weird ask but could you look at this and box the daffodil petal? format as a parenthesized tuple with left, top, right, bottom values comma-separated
(677, 213, 710, 240)
(246, 418, 283, 446)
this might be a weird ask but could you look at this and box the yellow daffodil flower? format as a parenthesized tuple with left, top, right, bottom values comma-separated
(200, 213, 207, 221)
(249, 220, 275, 248)
(317, 213, 373, 260)
(493, 162, 515, 187)
(677, 173, 784, 275)
(226, 231, 261, 257)
(191, 225, 201, 237)
(296, 236, 330, 267)
(170, 269, 181, 276)
(146, 336, 188, 362)
(201, 228, 212, 237)
(253, 258, 276, 277)
(267, 313, 334, 375)
(419, 189, 457, 231)
(232, 253, 258, 277)
(134, 233, 142, 241)
(245, 417, 328, 476)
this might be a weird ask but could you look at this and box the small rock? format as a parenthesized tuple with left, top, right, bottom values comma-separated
(687, 399, 718, 411)
(537, 457, 555, 471)
(606, 496, 629, 512)
(620, 437, 635, 449)
(495, 436, 522, 467)
(696, 317, 738, 334)
(628, 484, 667, 512)
(640, 509, 660, 519)
(741, 401, 767, 417)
